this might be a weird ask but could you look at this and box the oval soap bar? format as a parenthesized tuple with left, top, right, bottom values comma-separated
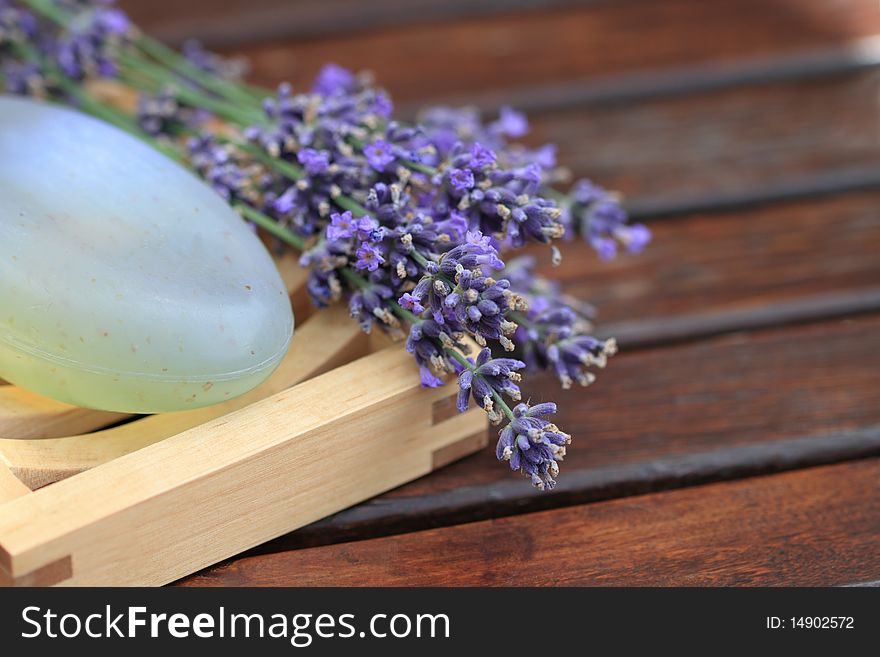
(0, 95, 293, 413)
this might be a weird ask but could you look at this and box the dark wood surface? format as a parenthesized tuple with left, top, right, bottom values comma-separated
(115, 0, 880, 586)
(181, 460, 880, 586)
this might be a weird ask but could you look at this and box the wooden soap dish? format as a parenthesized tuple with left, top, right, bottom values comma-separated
(0, 256, 487, 586)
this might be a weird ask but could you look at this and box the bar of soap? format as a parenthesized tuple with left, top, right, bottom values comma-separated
(0, 96, 294, 413)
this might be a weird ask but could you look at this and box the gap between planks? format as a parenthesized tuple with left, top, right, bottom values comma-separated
(399, 34, 880, 117)
(177, 458, 880, 587)
(263, 425, 880, 554)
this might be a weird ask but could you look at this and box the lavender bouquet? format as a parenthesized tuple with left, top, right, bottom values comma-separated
(0, 0, 650, 490)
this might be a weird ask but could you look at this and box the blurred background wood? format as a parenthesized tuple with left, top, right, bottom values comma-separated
(114, 0, 880, 586)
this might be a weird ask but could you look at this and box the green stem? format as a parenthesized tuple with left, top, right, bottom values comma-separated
(133, 33, 266, 106)
(117, 50, 266, 126)
(405, 160, 438, 175)
(19, 0, 66, 24)
(234, 203, 306, 251)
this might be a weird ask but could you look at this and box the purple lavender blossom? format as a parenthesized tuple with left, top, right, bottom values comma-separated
(1, 60, 42, 95)
(495, 402, 570, 490)
(326, 211, 357, 241)
(468, 142, 497, 169)
(503, 255, 614, 389)
(55, 4, 131, 80)
(398, 292, 425, 314)
(297, 148, 330, 175)
(364, 139, 395, 172)
(349, 282, 396, 333)
(187, 134, 256, 203)
(137, 89, 209, 136)
(311, 62, 355, 96)
(0, 1, 37, 46)
(354, 242, 385, 271)
(491, 106, 529, 139)
(456, 348, 525, 416)
(405, 318, 462, 388)
(448, 167, 475, 193)
(567, 179, 651, 258)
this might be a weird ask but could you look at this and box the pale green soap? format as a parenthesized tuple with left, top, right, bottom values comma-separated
(0, 95, 294, 413)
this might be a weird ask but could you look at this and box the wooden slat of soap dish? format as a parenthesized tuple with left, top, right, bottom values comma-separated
(0, 463, 30, 502)
(0, 304, 369, 490)
(0, 388, 128, 442)
(0, 256, 309, 441)
(0, 342, 487, 586)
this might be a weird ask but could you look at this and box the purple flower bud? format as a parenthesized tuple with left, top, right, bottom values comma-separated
(468, 142, 497, 169)
(398, 292, 426, 314)
(95, 9, 130, 36)
(312, 63, 355, 96)
(327, 211, 357, 241)
(492, 106, 529, 138)
(297, 148, 330, 175)
(419, 366, 445, 388)
(355, 242, 385, 271)
(448, 168, 475, 194)
(364, 139, 395, 172)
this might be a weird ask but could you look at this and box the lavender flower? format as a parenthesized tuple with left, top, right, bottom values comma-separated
(496, 402, 570, 490)
(55, 4, 130, 79)
(311, 62, 355, 96)
(490, 105, 529, 139)
(0, 0, 36, 47)
(399, 292, 425, 314)
(504, 255, 615, 389)
(364, 139, 395, 172)
(448, 167, 475, 193)
(297, 148, 330, 175)
(456, 348, 524, 418)
(2, 59, 42, 94)
(566, 179, 651, 259)
(137, 88, 209, 136)
(405, 318, 460, 388)
(354, 241, 385, 271)
(187, 134, 260, 204)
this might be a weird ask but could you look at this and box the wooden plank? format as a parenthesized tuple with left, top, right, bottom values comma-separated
(528, 70, 880, 206)
(0, 304, 369, 490)
(0, 344, 486, 586)
(120, 0, 590, 46)
(209, 0, 880, 103)
(412, 35, 880, 118)
(544, 191, 880, 328)
(0, 389, 127, 441)
(0, 464, 29, 503)
(235, 315, 880, 553)
(177, 459, 880, 586)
